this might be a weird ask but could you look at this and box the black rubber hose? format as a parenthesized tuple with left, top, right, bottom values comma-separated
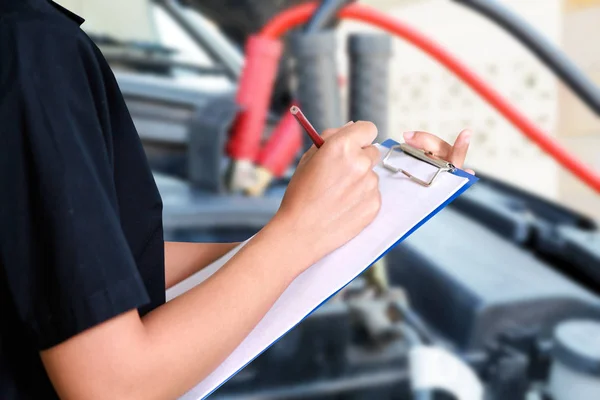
(304, 0, 356, 32)
(393, 302, 438, 345)
(452, 0, 600, 116)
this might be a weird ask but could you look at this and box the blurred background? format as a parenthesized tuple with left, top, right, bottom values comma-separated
(55, 0, 600, 399)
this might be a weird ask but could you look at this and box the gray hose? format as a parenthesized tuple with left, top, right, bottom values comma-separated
(452, 0, 600, 116)
(348, 33, 393, 142)
(290, 31, 343, 150)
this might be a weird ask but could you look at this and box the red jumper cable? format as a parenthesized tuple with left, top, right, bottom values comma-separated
(228, 2, 600, 194)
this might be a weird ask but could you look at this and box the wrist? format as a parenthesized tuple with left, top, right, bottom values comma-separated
(259, 211, 320, 277)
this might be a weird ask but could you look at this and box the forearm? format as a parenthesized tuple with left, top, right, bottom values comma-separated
(164, 241, 240, 289)
(142, 217, 311, 399)
(43, 216, 312, 400)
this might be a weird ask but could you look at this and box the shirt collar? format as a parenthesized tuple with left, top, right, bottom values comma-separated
(47, 0, 85, 26)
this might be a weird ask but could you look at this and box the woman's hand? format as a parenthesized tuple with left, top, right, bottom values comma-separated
(274, 121, 382, 270)
(403, 129, 475, 174)
(272, 123, 474, 275)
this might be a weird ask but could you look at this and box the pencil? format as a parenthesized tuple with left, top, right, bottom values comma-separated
(290, 105, 325, 148)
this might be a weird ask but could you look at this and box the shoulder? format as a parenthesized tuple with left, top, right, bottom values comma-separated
(0, 6, 85, 47)
(0, 8, 114, 153)
(0, 9, 98, 88)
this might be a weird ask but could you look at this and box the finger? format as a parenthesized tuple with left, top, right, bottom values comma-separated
(449, 129, 472, 168)
(338, 120, 378, 148)
(320, 121, 354, 140)
(297, 149, 313, 167)
(300, 121, 354, 163)
(465, 168, 476, 175)
(321, 123, 346, 140)
(362, 145, 381, 168)
(403, 131, 453, 159)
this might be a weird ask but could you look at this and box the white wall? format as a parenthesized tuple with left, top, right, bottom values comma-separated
(339, 0, 563, 200)
(558, 3, 600, 219)
(55, 0, 156, 41)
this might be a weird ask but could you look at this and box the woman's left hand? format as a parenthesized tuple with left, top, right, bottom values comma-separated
(403, 129, 475, 175)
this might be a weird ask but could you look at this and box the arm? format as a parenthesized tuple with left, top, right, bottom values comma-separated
(42, 215, 311, 400)
(164, 241, 240, 289)
(40, 121, 383, 400)
(40, 126, 474, 400)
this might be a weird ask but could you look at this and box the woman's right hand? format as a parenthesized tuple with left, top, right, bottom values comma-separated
(273, 121, 382, 272)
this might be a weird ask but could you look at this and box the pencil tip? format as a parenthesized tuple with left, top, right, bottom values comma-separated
(290, 106, 299, 114)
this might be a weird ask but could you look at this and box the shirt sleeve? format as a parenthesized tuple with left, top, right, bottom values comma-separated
(0, 20, 150, 350)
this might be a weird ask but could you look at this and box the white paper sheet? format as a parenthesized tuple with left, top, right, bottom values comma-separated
(175, 144, 471, 399)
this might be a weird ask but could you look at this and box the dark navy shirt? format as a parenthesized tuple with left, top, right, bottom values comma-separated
(0, 0, 166, 398)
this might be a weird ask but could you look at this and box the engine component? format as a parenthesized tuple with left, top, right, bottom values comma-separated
(216, 298, 411, 399)
(237, 302, 352, 386)
(548, 319, 600, 400)
(536, 225, 600, 289)
(348, 33, 393, 143)
(114, 70, 236, 180)
(155, 173, 281, 239)
(483, 342, 530, 399)
(188, 95, 239, 192)
(452, 177, 600, 293)
(409, 345, 484, 400)
(451, 181, 533, 244)
(386, 208, 600, 351)
(289, 30, 343, 149)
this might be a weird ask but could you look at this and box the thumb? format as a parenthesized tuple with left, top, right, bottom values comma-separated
(449, 129, 472, 168)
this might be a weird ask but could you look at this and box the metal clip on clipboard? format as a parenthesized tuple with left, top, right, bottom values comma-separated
(382, 143, 456, 187)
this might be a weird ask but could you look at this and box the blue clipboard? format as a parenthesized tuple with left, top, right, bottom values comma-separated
(196, 139, 478, 399)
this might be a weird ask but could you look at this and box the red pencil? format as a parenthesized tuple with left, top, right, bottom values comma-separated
(290, 105, 325, 148)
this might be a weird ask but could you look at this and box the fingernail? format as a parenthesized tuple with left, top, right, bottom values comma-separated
(462, 130, 472, 144)
(343, 121, 354, 127)
(403, 131, 415, 140)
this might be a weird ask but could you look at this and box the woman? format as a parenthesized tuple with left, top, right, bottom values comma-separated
(0, 0, 472, 399)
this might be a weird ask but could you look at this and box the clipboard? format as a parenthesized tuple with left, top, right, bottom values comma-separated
(176, 139, 478, 399)
(382, 141, 457, 187)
